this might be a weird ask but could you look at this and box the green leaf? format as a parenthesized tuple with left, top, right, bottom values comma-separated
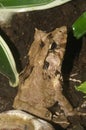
(0, 36, 19, 87)
(72, 12, 86, 39)
(0, 0, 53, 7)
(0, 0, 71, 24)
(75, 81, 86, 94)
(0, 0, 71, 8)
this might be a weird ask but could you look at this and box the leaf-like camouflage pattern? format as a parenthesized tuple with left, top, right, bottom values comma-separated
(13, 26, 74, 128)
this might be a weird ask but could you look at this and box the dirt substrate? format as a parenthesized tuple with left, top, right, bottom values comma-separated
(0, 0, 86, 130)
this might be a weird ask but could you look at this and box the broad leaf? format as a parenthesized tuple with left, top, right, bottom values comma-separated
(0, 0, 71, 8)
(0, 0, 53, 7)
(0, 36, 19, 87)
(75, 81, 86, 94)
(0, 0, 71, 24)
(72, 12, 86, 39)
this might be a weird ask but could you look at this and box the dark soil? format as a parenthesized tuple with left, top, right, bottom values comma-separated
(0, 0, 86, 130)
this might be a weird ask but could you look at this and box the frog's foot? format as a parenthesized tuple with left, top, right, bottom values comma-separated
(52, 111, 69, 128)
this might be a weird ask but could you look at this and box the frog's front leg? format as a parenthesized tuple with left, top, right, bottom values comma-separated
(52, 77, 75, 116)
(13, 97, 52, 121)
(34, 105, 52, 120)
(34, 104, 69, 128)
(52, 111, 70, 128)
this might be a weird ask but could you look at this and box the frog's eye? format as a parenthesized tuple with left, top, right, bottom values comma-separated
(40, 41, 45, 48)
(43, 61, 49, 70)
(50, 42, 57, 50)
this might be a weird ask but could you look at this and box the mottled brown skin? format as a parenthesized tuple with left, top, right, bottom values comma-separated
(13, 27, 73, 127)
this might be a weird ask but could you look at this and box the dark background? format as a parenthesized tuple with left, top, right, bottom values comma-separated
(0, 0, 86, 129)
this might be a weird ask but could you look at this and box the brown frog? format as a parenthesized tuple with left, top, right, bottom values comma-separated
(13, 26, 74, 128)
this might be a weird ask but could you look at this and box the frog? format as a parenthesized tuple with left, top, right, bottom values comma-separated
(13, 26, 74, 128)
